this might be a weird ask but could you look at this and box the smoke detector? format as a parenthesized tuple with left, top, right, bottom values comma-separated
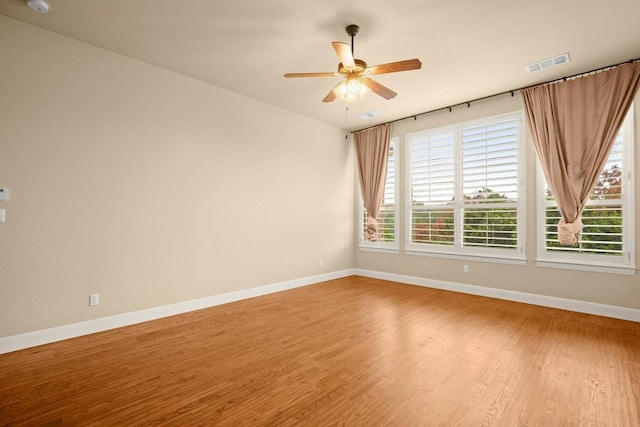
(357, 110, 381, 120)
(27, 0, 50, 13)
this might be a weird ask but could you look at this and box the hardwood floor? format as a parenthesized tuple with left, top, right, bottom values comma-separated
(1, 276, 639, 426)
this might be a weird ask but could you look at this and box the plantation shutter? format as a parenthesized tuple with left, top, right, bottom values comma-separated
(361, 140, 396, 243)
(461, 117, 519, 249)
(409, 130, 456, 245)
(543, 124, 626, 255)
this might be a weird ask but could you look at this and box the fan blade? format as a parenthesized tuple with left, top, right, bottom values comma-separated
(332, 42, 356, 69)
(361, 78, 397, 100)
(284, 72, 338, 78)
(322, 89, 337, 103)
(368, 59, 422, 75)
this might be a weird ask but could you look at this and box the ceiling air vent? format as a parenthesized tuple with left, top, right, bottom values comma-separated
(525, 53, 570, 73)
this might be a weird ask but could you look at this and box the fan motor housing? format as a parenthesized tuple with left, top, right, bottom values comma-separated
(338, 59, 367, 74)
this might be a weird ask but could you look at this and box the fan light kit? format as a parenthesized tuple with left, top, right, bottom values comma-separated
(285, 25, 422, 103)
(27, 0, 50, 13)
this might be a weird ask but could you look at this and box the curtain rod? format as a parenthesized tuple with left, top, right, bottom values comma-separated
(351, 57, 640, 134)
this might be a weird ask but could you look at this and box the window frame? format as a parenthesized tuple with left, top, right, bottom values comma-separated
(405, 111, 526, 264)
(535, 105, 636, 275)
(358, 136, 400, 253)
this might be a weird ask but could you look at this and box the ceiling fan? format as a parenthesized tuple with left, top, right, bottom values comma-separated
(284, 24, 422, 103)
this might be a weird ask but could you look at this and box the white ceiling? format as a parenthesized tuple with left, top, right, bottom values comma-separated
(2, 0, 640, 131)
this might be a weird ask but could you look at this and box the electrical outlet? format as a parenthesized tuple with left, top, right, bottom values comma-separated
(90, 293, 99, 306)
(463, 265, 469, 273)
(0, 209, 4, 223)
(319, 259, 324, 267)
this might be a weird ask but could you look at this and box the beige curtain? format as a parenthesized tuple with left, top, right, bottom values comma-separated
(522, 62, 640, 245)
(354, 123, 391, 241)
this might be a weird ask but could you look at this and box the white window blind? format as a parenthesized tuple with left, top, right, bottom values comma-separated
(537, 107, 635, 273)
(461, 117, 520, 249)
(407, 112, 524, 261)
(409, 130, 455, 245)
(359, 137, 398, 250)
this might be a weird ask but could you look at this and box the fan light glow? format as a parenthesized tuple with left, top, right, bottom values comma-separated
(333, 77, 369, 102)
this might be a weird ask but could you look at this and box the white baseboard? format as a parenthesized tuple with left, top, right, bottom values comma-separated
(0, 269, 356, 355)
(4, 268, 637, 354)
(355, 268, 640, 323)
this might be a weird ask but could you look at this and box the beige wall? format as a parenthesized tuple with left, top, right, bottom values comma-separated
(0, 16, 354, 337)
(355, 92, 640, 310)
(1, 15, 637, 340)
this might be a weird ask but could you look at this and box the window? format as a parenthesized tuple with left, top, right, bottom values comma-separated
(536, 107, 635, 274)
(407, 112, 525, 263)
(359, 137, 398, 251)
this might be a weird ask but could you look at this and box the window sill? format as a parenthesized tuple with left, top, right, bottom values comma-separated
(536, 259, 637, 276)
(405, 250, 526, 266)
(358, 246, 400, 255)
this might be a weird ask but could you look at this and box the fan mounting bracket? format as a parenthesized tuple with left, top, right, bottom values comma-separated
(345, 24, 360, 37)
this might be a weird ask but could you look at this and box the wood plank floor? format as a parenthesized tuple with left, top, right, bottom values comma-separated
(1, 276, 639, 426)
